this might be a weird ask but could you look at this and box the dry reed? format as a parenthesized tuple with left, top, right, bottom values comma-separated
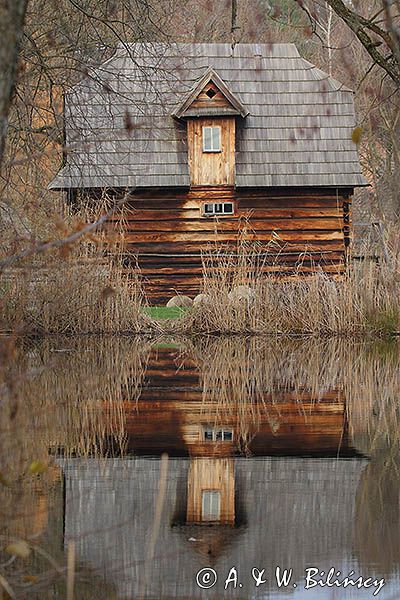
(0, 193, 157, 335)
(179, 234, 400, 335)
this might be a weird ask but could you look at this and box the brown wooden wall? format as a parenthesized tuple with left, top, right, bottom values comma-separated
(113, 346, 350, 457)
(190, 81, 233, 112)
(187, 118, 235, 185)
(106, 185, 351, 303)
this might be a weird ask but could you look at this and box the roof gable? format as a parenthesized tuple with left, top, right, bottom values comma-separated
(172, 67, 249, 119)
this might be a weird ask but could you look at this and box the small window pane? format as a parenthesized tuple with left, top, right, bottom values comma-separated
(223, 203, 233, 214)
(204, 203, 214, 214)
(202, 126, 221, 152)
(204, 429, 214, 441)
(223, 430, 233, 441)
(214, 203, 223, 214)
(212, 127, 221, 150)
(203, 127, 212, 151)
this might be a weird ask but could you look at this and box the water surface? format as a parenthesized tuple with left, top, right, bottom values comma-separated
(1, 336, 399, 599)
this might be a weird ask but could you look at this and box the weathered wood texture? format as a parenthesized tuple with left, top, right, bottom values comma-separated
(187, 458, 235, 524)
(190, 81, 233, 112)
(119, 347, 349, 457)
(187, 118, 235, 185)
(106, 185, 351, 302)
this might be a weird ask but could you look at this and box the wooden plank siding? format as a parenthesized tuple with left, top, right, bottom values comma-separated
(187, 458, 235, 524)
(187, 118, 235, 185)
(189, 81, 233, 112)
(106, 185, 351, 302)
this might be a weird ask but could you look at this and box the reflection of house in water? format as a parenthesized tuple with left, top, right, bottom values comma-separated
(118, 346, 353, 458)
(58, 344, 392, 599)
(186, 458, 235, 525)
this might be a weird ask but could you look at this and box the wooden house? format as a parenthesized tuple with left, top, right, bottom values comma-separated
(49, 43, 366, 301)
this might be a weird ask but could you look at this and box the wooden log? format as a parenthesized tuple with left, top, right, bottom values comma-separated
(121, 230, 344, 243)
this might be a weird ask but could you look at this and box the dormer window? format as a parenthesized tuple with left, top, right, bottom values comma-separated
(202, 126, 221, 152)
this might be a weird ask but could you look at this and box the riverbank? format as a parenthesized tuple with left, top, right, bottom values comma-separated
(1, 245, 400, 337)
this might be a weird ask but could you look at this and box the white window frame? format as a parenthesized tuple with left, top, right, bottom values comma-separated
(203, 427, 233, 442)
(201, 490, 221, 521)
(202, 202, 234, 217)
(202, 126, 222, 152)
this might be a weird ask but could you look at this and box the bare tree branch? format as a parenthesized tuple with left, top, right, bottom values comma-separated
(311, 0, 400, 86)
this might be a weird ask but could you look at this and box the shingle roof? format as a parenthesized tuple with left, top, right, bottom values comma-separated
(49, 42, 367, 190)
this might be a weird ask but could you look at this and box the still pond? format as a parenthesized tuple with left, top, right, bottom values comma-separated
(1, 336, 399, 599)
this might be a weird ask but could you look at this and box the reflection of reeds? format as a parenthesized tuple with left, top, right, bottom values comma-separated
(341, 342, 400, 576)
(0, 335, 149, 597)
(2, 334, 400, 596)
(184, 336, 346, 453)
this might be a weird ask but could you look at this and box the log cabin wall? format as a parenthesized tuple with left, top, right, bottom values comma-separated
(107, 186, 351, 303)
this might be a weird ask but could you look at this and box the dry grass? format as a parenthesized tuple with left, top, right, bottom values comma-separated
(0, 254, 149, 335)
(0, 195, 155, 335)
(178, 236, 400, 336)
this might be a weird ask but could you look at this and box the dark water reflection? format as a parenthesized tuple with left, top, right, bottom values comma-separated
(1, 336, 400, 599)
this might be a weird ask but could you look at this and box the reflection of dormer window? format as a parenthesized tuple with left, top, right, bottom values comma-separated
(202, 126, 221, 152)
(204, 427, 233, 442)
(201, 490, 221, 521)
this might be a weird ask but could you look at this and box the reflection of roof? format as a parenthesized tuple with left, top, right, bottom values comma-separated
(50, 43, 366, 190)
(60, 456, 369, 599)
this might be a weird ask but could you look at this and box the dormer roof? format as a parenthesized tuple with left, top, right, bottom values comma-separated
(172, 67, 249, 119)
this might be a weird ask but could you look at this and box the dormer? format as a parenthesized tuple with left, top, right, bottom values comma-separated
(173, 69, 248, 187)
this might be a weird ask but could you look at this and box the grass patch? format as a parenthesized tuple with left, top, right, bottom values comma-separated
(143, 306, 189, 320)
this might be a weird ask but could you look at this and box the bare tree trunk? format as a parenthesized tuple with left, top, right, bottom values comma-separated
(0, 0, 28, 169)
(231, 0, 238, 47)
(326, 2, 333, 76)
(323, 0, 400, 86)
